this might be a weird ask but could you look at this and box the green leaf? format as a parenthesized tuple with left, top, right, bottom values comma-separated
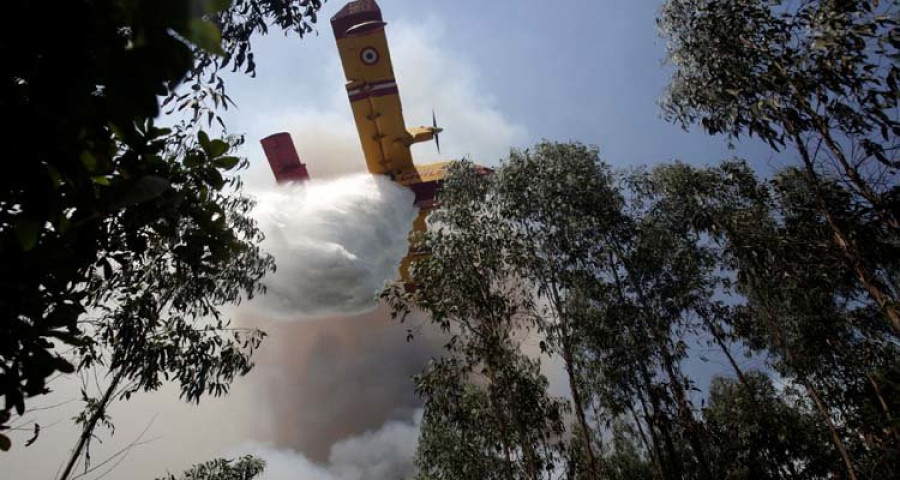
(208, 139, 229, 157)
(80, 151, 98, 172)
(15, 220, 43, 251)
(184, 154, 204, 168)
(198, 130, 212, 152)
(113, 176, 171, 208)
(188, 19, 225, 56)
(92, 176, 111, 186)
(45, 165, 62, 188)
(207, 168, 225, 190)
(213, 156, 240, 171)
(201, 0, 233, 15)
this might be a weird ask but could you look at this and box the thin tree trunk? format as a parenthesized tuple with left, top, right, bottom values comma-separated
(803, 379, 859, 480)
(699, 310, 751, 388)
(753, 287, 860, 480)
(545, 276, 599, 475)
(59, 370, 125, 480)
(638, 362, 682, 480)
(561, 336, 599, 476)
(791, 129, 900, 333)
(510, 397, 540, 480)
(628, 402, 665, 480)
(589, 399, 613, 479)
(867, 374, 900, 444)
(784, 80, 899, 231)
(485, 363, 516, 480)
(614, 248, 713, 480)
(802, 104, 899, 231)
(608, 251, 679, 479)
(514, 421, 539, 480)
(658, 346, 714, 480)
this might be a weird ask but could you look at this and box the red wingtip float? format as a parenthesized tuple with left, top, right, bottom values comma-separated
(260, 132, 310, 184)
(262, 0, 492, 286)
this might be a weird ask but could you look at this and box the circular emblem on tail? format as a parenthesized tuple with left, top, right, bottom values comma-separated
(360, 47, 380, 65)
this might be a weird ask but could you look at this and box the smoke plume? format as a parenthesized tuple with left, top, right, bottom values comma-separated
(239, 410, 422, 480)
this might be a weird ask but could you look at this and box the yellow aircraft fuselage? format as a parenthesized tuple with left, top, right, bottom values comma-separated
(331, 0, 494, 285)
(261, 1, 493, 285)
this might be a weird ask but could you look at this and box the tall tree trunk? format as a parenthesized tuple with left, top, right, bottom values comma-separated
(803, 379, 859, 480)
(590, 399, 613, 479)
(510, 397, 540, 480)
(59, 370, 124, 480)
(485, 363, 516, 480)
(561, 336, 599, 476)
(790, 129, 900, 333)
(608, 251, 679, 479)
(615, 249, 713, 480)
(658, 346, 714, 480)
(638, 362, 682, 480)
(698, 309, 751, 389)
(868, 374, 900, 444)
(628, 402, 665, 480)
(545, 277, 599, 475)
(753, 289, 860, 480)
(700, 310, 809, 479)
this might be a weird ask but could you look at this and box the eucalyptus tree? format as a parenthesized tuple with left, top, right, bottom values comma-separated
(57, 132, 273, 480)
(646, 159, 900, 479)
(1, 0, 323, 443)
(413, 358, 518, 480)
(659, 0, 900, 333)
(583, 165, 751, 480)
(393, 144, 737, 479)
(603, 418, 656, 480)
(496, 142, 625, 475)
(385, 162, 568, 480)
(414, 353, 567, 480)
(704, 373, 836, 480)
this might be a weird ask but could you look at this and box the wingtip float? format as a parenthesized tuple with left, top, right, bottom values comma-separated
(260, 132, 310, 184)
(261, 0, 492, 286)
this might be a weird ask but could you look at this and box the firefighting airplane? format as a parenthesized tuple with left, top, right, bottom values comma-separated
(260, 0, 491, 283)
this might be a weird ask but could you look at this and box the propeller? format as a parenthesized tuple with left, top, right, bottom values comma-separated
(432, 109, 443, 155)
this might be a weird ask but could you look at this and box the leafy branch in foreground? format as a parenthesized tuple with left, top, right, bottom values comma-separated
(156, 456, 265, 480)
(1, 0, 323, 451)
(59, 129, 273, 480)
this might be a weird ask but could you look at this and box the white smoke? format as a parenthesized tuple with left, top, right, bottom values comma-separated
(239, 409, 422, 480)
(249, 174, 418, 319)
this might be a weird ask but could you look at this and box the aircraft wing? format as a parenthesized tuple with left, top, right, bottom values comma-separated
(332, 1, 415, 175)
